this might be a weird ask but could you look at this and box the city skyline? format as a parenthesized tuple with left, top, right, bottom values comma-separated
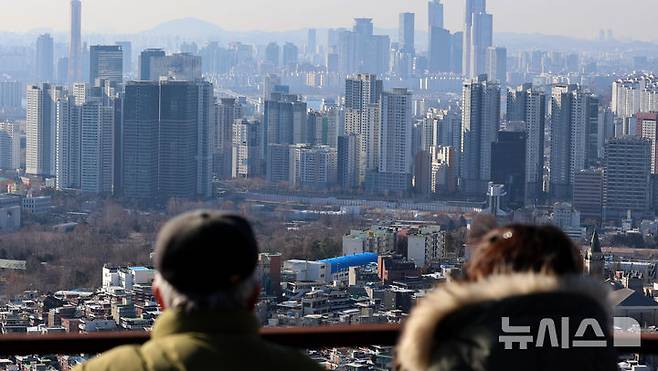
(2, 0, 657, 42)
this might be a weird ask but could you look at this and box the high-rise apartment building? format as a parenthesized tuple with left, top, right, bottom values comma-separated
(80, 99, 115, 193)
(26, 83, 63, 176)
(344, 74, 383, 184)
(0, 122, 21, 170)
(507, 84, 546, 204)
(603, 137, 652, 221)
(374, 88, 413, 194)
(289, 145, 337, 190)
(636, 112, 658, 174)
(232, 119, 262, 178)
(215, 98, 242, 179)
(36, 34, 54, 82)
(55, 95, 81, 190)
(264, 92, 307, 166)
(67, 0, 82, 83)
(461, 75, 501, 194)
(89, 45, 123, 86)
(549, 85, 600, 200)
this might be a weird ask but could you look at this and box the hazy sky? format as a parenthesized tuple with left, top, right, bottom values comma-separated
(2, 0, 656, 41)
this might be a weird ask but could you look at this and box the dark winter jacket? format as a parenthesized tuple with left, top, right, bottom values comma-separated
(397, 273, 617, 371)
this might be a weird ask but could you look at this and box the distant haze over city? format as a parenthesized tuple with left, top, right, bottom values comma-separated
(2, 0, 657, 42)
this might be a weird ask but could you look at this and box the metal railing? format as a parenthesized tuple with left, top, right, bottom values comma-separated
(0, 324, 656, 356)
(0, 324, 400, 356)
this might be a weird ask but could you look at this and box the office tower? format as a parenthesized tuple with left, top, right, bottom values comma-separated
(427, 1, 450, 73)
(450, 32, 463, 74)
(507, 85, 546, 204)
(122, 82, 159, 198)
(26, 83, 63, 176)
(194, 82, 215, 199)
(159, 80, 214, 199)
(549, 85, 600, 200)
(215, 98, 241, 179)
(139, 48, 165, 80)
(461, 75, 501, 194)
(265, 43, 280, 68)
(89, 45, 123, 86)
(323, 106, 341, 148)
(344, 74, 383, 183)
(338, 19, 390, 75)
(0, 122, 21, 170)
(337, 134, 360, 191)
(603, 137, 652, 221)
(266, 144, 291, 183)
(57, 57, 69, 84)
(399, 13, 415, 55)
(486, 47, 507, 84)
(428, 27, 451, 73)
(463, 0, 492, 78)
(491, 130, 526, 209)
(0, 81, 21, 110)
(307, 29, 317, 56)
(375, 88, 413, 194)
(55, 95, 81, 190)
(67, 0, 82, 83)
(36, 34, 54, 82)
(115, 41, 132, 77)
(413, 150, 432, 195)
(148, 53, 202, 81)
(262, 74, 281, 100)
(469, 12, 493, 78)
(428, 0, 444, 29)
(573, 168, 604, 224)
(282, 42, 299, 66)
(636, 112, 658, 174)
(232, 119, 262, 178)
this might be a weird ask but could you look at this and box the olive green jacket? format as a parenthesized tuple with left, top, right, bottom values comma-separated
(73, 309, 324, 371)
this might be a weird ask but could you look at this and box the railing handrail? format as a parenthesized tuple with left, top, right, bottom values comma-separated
(0, 324, 655, 356)
(0, 324, 401, 356)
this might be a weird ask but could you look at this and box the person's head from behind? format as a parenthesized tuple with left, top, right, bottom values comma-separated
(152, 210, 260, 312)
(465, 222, 584, 281)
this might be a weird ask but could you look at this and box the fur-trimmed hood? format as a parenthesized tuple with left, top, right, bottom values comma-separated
(397, 273, 611, 371)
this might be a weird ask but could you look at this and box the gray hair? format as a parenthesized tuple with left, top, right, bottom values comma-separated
(153, 272, 258, 313)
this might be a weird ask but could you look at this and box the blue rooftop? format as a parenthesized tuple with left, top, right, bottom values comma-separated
(129, 266, 150, 271)
(320, 253, 378, 274)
